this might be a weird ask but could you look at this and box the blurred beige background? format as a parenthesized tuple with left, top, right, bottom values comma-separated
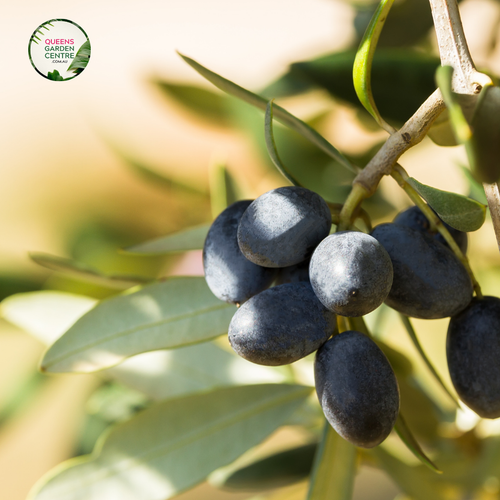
(2, 0, 500, 498)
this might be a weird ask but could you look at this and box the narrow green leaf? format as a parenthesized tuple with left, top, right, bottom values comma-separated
(291, 50, 440, 124)
(178, 52, 357, 174)
(460, 165, 488, 205)
(469, 85, 500, 183)
(121, 155, 208, 195)
(28, 384, 312, 500)
(1, 291, 284, 400)
(108, 341, 288, 402)
(29, 252, 151, 289)
(211, 443, 317, 491)
(1, 291, 97, 345)
(353, 0, 396, 133)
(153, 80, 232, 126)
(372, 447, 444, 500)
(435, 66, 473, 144)
(40, 277, 236, 373)
(394, 413, 441, 473)
(208, 158, 241, 219)
(265, 101, 301, 186)
(123, 224, 210, 255)
(406, 177, 486, 231)
(400, 315, 458, 406)
(306, 422, 357, 500)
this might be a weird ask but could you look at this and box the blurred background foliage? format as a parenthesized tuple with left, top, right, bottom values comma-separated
(3, 0, 500, 498)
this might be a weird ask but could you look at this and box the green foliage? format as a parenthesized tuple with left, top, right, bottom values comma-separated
(353, 0, 396, 132)
(29, 384, 311, 500)
(124, 224, 210, 255)
(306, 424, 357, 500)
(40, 277, 236, 373)
(29, 252, 151, 289)
(286, 50, 440, 124)
(212, 443, 317, 491)
(8, 4, 500, 499)
(406, 177, 486, 232)
(469, 86, 500, 183)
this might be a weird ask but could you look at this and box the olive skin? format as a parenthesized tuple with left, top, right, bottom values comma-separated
(447, 296, 500, 418)
(394, 205, 468, 254)
(203, 201, 277, 304)
(371, 223, 473, 319)
(309, 231, 393, 317)
(275, 259, 310, 285)
(315, 331, 400, 448)
(228, 283, 336, 366)
(237, 186, 332, 268)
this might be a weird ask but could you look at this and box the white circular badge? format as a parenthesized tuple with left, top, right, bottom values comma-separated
(28, 19, 91, 81)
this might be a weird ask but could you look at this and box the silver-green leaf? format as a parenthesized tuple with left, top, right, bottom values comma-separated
(178, 52, 358, 174)
(29, 252, 151, 289)
(407, 177, 486, 232)
(123, 224, 210, 255)
(1, 291, 284, 400)
(28, 384, 312, 500)
(40, 277, 236, 373)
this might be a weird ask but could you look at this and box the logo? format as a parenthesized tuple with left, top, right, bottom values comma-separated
(28, 19, 91, 81)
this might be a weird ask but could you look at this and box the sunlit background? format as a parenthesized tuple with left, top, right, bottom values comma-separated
(2, 0, 500, 498)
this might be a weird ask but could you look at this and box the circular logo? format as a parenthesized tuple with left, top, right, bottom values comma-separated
(28, 19, 91, 81)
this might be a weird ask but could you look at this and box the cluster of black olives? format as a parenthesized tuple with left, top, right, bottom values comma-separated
(203, 185, 500, 449)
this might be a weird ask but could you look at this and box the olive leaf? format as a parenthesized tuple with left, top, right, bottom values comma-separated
(29, 252, 151, 289)
(153, 80, 233, 126)
(435, 66, 473, 144)
(209, 159, 241, 219)
(28, 384, 312, 500)
(394, 413, 441, 473)
(211, 443, 317, 491)
(178, 52, 357, 173)
(400, 315, 459, 406)
(353, 0, 396, 133)
(1, 291, 286, 401)
(40, 277, 236, 373)
(406, 177, 486, 232)
(290, 50, 439, 124)
(306, 423, 357, 500)
(124, 224, 210, 255)
(265, 101, 301, 187)
(469, 85, 500, 183)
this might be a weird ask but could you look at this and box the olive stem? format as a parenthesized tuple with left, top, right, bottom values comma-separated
(338, 184, 371, 231)
(352, 89, 446, 195)
(483, 183, 500, 252)
(429, 0, 492, 93)
(391, 165, 483, 298)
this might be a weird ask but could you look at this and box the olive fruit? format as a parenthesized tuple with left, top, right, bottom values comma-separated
(371, 223, 472, 319)
(203, 200, 277, 304)
(275, 258, 310, 285)
(315, 331, 400, 448)
(309, 231, 393, 317)
(447, 296, 500, 418)
(228, 282, 336, 366)
(394, 205, 468, 254)
(237, 186, 332, 268)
